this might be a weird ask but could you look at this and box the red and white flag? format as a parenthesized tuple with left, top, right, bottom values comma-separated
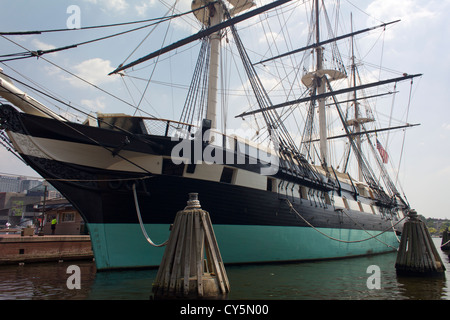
(376, 139, 388, 164)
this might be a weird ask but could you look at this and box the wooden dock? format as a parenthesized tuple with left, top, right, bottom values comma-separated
(0, 233, 93, 265)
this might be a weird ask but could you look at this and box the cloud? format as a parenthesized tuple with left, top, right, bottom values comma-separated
(31, 39, 55, 51)
(83, 0, 129, 14)
(365, 0, 439, 41)
(135, 0, 157, 17)
(104, 0, 129, 12)
(81, 96, 107, 111)
(30, 39, 59, 57)
(64, 58, 118, 88)
(366, 0, 436, 24)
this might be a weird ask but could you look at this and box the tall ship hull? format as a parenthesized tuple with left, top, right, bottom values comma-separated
(0, 106, 403, 270)
(0, 0, 419, 271)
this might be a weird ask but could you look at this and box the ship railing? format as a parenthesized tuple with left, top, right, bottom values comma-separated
(140, 116, 278, 164)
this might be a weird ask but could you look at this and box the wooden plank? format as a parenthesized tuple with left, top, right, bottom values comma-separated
(412, 222, 423, 271)
(183, 211, 194, 296)
(170, 213, 187, 294)
(204, 213, 230, 292)
(161, 212, 182, 291)
(201, 212, 228, 294)
(421, 222, 440, 272)
(194, 211, 205, 297)
(404, 222, 413, 270)
(155, 212, 181, 290)
(396, 221, 407, 267)
(425, 224, 444, 271)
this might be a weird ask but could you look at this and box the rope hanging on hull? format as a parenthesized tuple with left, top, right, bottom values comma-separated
(132, 183, 169, 247)
(285, 198, 405, 249)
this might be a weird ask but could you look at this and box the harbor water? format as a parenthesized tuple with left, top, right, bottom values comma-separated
(1, 238, 449, 301)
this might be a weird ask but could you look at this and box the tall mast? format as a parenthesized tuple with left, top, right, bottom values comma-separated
(314, 0, 328, 167)
(351, 13, 362, 181)
(191, 0, 223, 131)
(206, 2, 222, 130)
(191, 0, 256, 131)
(347, 13, 375, 181)
(301, 0, 347, 168)
(300, 0, 346, 168)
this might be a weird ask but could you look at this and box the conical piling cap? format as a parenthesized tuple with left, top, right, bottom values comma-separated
(185, 193, 201, 209)
(407, 209, 418, 220)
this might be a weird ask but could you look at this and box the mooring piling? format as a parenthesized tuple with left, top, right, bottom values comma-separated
(441, 228, 450, 251)
(395, 209, 445, 276)
(152, 193, 230, 299)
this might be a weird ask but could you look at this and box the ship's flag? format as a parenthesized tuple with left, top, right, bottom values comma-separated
(376, 139, 388, 164)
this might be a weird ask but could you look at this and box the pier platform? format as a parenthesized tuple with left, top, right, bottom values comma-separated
(0, 233, 93, 265)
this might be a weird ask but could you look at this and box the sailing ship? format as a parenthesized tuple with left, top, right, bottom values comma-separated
(0, 0, 420, 270)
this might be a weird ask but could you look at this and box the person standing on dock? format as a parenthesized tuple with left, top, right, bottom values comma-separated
(51, 218, 57, 235)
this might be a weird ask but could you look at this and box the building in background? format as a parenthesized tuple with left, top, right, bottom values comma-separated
(0, 177, 62, 227)
(0, 192, 42, 227)
(36, 198, 88, 235)
(0, 174, 42, 193)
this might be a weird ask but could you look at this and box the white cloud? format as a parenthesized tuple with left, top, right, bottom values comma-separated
(31, 39, 55, 52)
(83, 0, 129, 14)
(64, 58, 117, 88)
(105, 0, 129, 12)
(135, 0, 157, 17)
(366, 0, 436, 25)
(81, 96, 107, 111)
(30, 39, 60, 57)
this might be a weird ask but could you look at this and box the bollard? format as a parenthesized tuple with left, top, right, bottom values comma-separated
(395, 209, 445, 276)
(152, 193, 230, 299)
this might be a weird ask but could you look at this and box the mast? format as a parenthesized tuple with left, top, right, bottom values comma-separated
(351, 14, 362, 181)
(301, 0, 346, 168)
(206, 2, 222, 130)
(191, 0, 223, 130)
(191, 0, 255, 130)
(347, 13, 375, 181)
(315, 0, 328, 167)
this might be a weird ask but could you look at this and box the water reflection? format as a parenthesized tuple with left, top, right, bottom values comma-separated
(0, 261, 96, 300)
(226, 253, 404, 300)
(397, 276, 447, 300)
(0, 239, 448, 300)
(88, 269, 157, 300)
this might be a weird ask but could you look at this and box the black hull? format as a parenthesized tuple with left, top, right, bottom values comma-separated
(0, 106, 404, 269)
(24, 154, 398, 233)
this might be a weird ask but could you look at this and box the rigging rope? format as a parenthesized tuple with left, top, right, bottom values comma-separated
(133, 4, 176, 117)
(395, 79, 413, 186)
(285, 198, 405, 249)
(132, 183, 169, 247)
(0, 2, 218, 62)
(0, 12, 193, 36)
(0, 75, 158, 177)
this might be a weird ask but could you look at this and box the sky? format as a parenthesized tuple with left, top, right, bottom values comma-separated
(0, 0, 450, 219)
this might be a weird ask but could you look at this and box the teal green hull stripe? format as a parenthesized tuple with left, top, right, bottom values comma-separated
(87, 223, 399, 270)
